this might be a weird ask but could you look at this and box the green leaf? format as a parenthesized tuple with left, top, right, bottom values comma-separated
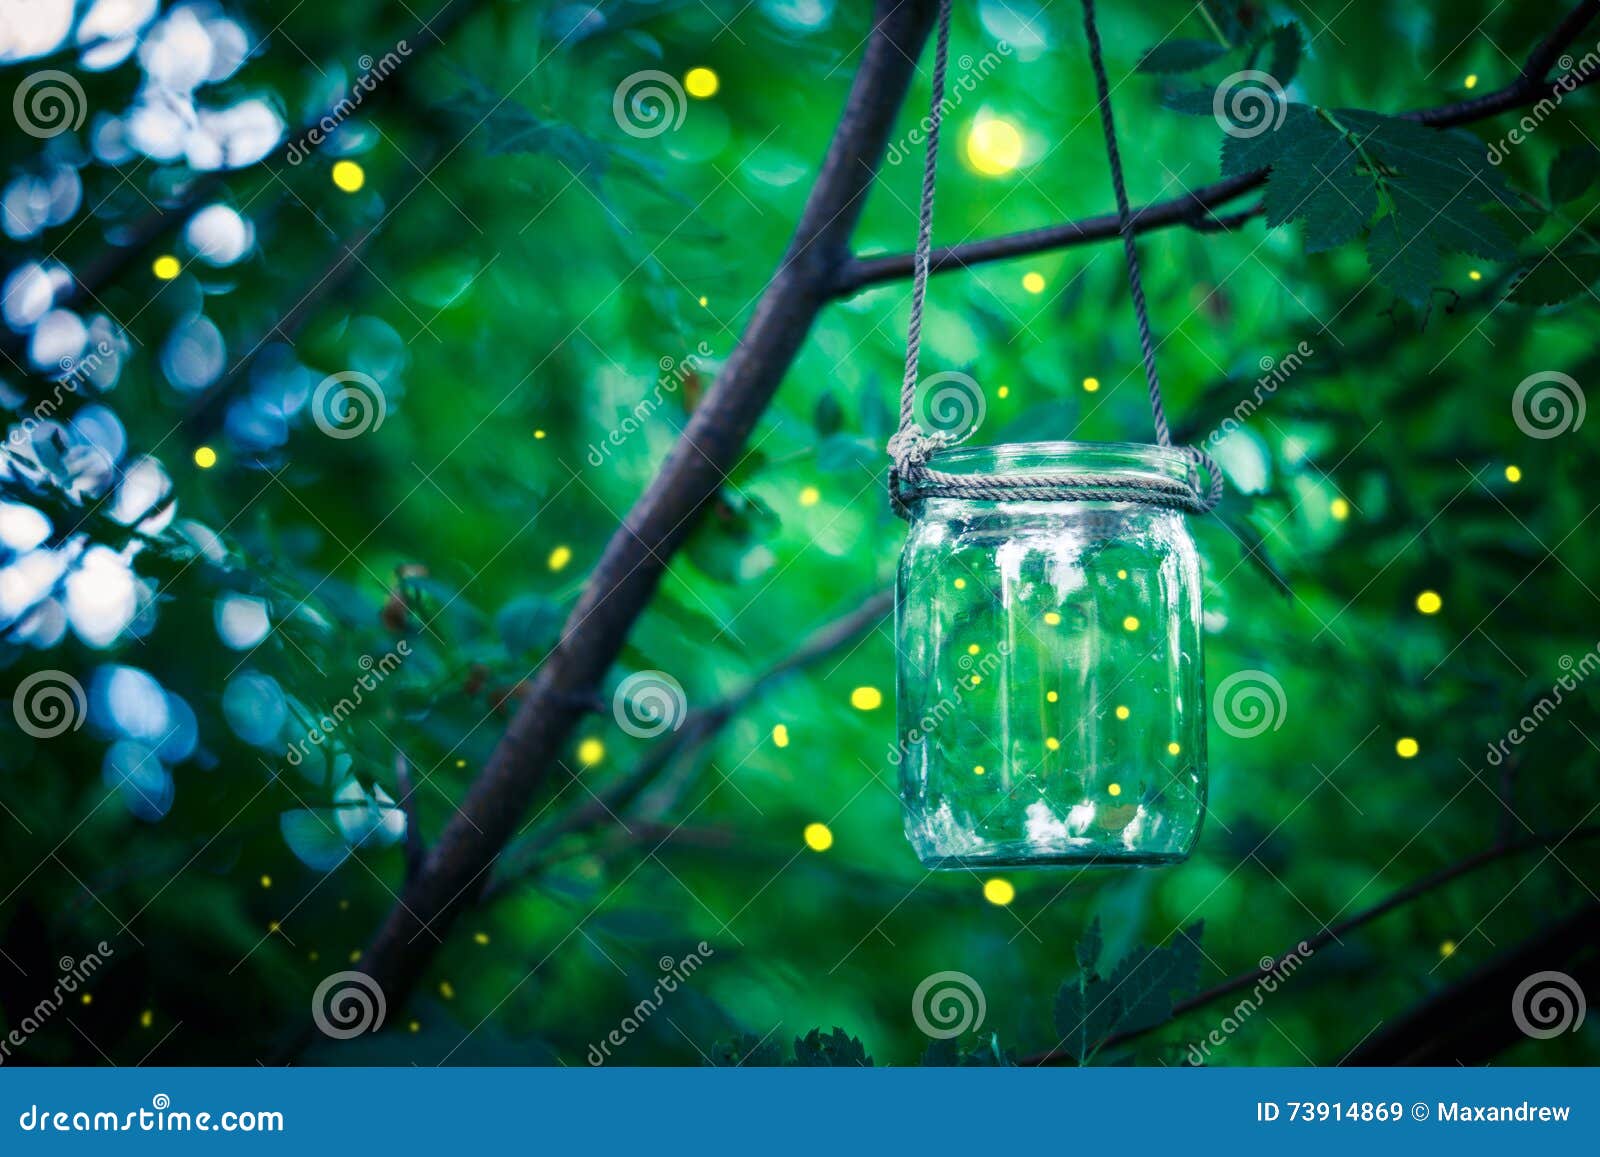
(495, 594, 562, 657)
(792, 1027, 873, 1066)
(1053, 922, 1205, 1063)
(1137, 39, 1229, 74)
(1076, 917, 1104, 977)
(704, 1033, 785, 1066)
(1162, 87, 1217, 117)
(813, 391, 844, 437)
(1508, 250, 1600, 305)
(1267, 22, 1304, 86)
(1548, 145, 1600, 204)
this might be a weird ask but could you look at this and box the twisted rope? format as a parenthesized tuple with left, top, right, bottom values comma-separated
(890, 0, 1223, 517)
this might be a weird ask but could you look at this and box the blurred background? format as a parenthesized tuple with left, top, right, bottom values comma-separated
(0, 0, 1597, 1066)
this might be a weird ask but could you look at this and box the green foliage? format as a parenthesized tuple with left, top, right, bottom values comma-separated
(1053, 922, 1205, 1065)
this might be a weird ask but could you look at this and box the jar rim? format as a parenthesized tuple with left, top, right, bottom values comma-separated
(920, 440, 1196, 487)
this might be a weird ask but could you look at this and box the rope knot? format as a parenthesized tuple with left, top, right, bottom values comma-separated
(886, 426, 949, 474)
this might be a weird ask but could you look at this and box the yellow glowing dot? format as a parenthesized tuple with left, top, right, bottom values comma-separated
(973, 764, 986, 775)
(474, 932, 490, 946)
(1415, 590, 1442, 615)
(772, 723, 790, 748)
(1044, 611, 1061, 626)
(267, 921, 280, 933)
(1504, 465, 1521, 483)
(1108, 783, 1122, 797)
(1022, 271, 1046, 294)
(534, 429, 547, 440)
(1167, 742, 1181, 755)
(1396, 737, 1419, 759)
(81, 993, 92, 1005)
(548, 545, 572, 571)
(965, 116, 1024, 176)
(439, 981, 455, 1000)
(259, 874, 271, 888)
(152, 254, 181, 280)
(799, 485, 820, 507)
(685, 67, 719, 99)
(339, 899, 349, 911)
(803, 822, 833, 851)
(969, 674, 982, 686)
(140, 1009, 153, 1028)
(331, 159, 365, 192)
(983, 878, 1015, 906)
(1083, 376, 1100, 393)
(1468, 269, 1482, 281)
(349, 950, 361, 962)
(1330, 497, 1350, 521)
(193, 445, 218, 469)
(409, 1020, 421, 1033)
(1046, 690, 1058, 703)
(577, 737, 604, 766)
(1440, 939, 1457, 957)
(1115, 705, 1130, 720)
(1463, 74, 1478, 89)
(455, 759, 466, 768)
(997, 385, 1010, 399)
(1045, 737, 1060, 751)
(953, 577, 966, 589)
(967, 643, 980, 655)
(850, 686, 883, 711)
(308, 951, 319, 962)
(1123, 616, 1139, 631)
(1116, 569, 1128, 579)
(698, 295, 708, 307)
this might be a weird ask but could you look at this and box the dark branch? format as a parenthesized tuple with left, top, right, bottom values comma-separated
(832, 0, 1600, 296)
(350, 0, 940, 1014)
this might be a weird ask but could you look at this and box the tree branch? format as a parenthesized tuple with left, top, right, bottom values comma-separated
(1020, 825, 1600, 1065)
(832, 0, 1600, 296)
(351, 0, 939, 1013)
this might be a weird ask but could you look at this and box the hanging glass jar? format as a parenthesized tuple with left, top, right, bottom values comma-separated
(894, 442, 1207, 868)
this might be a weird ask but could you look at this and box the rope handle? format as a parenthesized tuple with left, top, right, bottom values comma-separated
(890, 0, 1222, 518)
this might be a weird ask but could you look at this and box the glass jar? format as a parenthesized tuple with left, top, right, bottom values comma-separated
(895, 441, 1206, 868)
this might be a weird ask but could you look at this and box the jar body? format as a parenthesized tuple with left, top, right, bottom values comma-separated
(895, 443, 1206, 868)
